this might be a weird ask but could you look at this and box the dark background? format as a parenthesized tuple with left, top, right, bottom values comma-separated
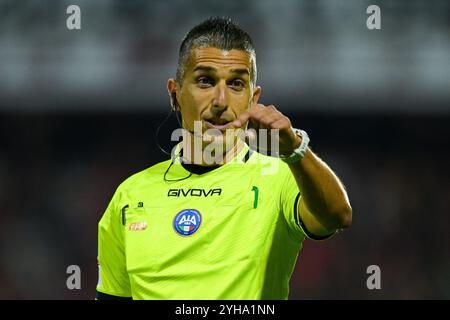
(0, 0, 449, 299)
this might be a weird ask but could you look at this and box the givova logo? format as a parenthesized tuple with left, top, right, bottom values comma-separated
(173, 209, 202, 236)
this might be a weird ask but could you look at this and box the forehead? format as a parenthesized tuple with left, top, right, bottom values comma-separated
(187, 47, 252, 73)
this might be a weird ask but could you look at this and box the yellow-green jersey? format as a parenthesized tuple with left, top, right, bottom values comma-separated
(97, 143, 315, 300)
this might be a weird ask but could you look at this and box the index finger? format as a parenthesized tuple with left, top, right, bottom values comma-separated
(232, 111, 251, 128)
(232, 102, 259, 128)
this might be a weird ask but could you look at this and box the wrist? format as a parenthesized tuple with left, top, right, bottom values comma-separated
(279, 128, 310, 164)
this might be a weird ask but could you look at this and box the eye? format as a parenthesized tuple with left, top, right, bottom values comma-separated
(230, 79, 245, 90)
(197, 76, 214, 87)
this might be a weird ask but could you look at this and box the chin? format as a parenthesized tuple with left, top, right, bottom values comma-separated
(201, 132, 236, 149)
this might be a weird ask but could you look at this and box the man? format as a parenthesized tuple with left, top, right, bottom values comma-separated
(96, 17, 352, 300)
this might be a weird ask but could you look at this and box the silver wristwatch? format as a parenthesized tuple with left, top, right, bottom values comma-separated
(279, 128, 310, 164)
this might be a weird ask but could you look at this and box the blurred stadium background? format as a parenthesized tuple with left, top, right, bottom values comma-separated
(0, 0, 449, 299)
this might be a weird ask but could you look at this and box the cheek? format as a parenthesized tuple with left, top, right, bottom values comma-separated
(183, 86, 210, 112)
(233, 95, 251, 113)
(179, 90, 209, 126)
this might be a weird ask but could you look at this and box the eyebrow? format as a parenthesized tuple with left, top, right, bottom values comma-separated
(230, 68, 250, 76)
(192, 65, 249, 77)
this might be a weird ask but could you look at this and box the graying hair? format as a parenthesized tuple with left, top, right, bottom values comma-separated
(176, 17, 257, 87)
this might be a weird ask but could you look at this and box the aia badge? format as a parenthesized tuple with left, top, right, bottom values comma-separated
(173, 209, 202, 236)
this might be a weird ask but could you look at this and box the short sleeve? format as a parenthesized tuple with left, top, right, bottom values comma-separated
(96, 188, 131, 297)
(278, 161, 307, 240)
(279, 161, 337, 241)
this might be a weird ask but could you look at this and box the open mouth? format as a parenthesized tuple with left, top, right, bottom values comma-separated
(204, 119, 233, 130)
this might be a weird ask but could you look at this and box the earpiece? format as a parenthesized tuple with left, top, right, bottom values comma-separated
(170, 92, 179, 111)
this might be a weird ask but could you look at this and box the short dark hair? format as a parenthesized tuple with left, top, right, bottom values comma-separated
(176, 17, 257, 86)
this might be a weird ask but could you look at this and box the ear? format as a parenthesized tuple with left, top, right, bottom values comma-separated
(167, 78, 180, 111)
(251, 85, 262, 105)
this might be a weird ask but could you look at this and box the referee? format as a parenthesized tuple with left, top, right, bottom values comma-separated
(96, 17, 352, 300)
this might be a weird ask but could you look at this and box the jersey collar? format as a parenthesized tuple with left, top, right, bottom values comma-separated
(171, 141, 252, 165)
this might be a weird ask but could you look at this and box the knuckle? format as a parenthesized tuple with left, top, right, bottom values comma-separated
(284, 116, 291, 124)
(261, 115, 273, 124)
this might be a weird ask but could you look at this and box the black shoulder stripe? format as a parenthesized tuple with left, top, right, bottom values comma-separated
(243, 149, 253, 163)
(293, 192, 301, 228)
(96, 291, 132, 300)
(294, 192, 335, 241)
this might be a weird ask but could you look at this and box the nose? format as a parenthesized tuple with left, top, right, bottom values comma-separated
(212, 83, 228, 112)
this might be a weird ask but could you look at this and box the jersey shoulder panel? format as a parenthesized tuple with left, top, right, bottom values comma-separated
(116, 158, 172, 192)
